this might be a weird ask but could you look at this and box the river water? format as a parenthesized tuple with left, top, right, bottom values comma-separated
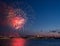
(0, 38, 60, 46)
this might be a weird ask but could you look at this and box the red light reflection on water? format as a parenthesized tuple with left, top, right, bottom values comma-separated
(10, 38, 26, 46)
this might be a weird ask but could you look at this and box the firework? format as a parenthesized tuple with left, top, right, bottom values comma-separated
(7, 7, 26, 30)
(8, 16, 25, 30)
(0, 1, 35, 37)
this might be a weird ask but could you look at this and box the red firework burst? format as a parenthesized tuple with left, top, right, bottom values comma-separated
(8, 16, 25, 29)
(7, 7, 26, 30)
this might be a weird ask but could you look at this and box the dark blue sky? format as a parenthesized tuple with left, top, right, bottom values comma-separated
(1, 0, 60, 35)
(27, 0, 60, 32)
(21, 0, 60, 34)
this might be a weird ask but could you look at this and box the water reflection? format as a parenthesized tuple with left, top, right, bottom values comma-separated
(10, 38, 26, 46)
(0, 38, 27, 46)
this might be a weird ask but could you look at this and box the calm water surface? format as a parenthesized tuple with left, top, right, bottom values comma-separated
(0, 38, 60, 46)
(27, 39, 60, 46)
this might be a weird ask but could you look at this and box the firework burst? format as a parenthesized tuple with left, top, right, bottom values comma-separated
(0, 1, 36, 37)
(7, 8, 26, 30)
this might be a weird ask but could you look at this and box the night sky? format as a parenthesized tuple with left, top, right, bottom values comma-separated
(25, 0, 60, 33)
(0, 0, 60, 35)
